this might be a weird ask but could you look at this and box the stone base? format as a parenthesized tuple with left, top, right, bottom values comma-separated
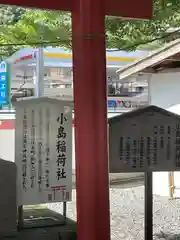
(0, 159, 17, 237)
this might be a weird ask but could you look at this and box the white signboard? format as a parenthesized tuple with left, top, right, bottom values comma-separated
(0, 61, 7, 73)
(15, 98, 72, 205)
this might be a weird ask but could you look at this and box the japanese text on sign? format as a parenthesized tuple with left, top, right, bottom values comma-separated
(0, 61, 8, 104)
(38, 109, 43, 191)
(22, 109, 28, 191)
(56, 113, 67, 180)
(30, 109, 36, 188)
(45, 108, 50, 189)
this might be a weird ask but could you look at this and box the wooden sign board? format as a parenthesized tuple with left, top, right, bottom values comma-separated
(109, 106, 180, 173)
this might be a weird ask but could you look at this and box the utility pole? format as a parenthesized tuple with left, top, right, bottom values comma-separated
(35, 47, 44, 97)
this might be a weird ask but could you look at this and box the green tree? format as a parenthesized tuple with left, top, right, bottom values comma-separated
(0, 5, 26, 59)
(1, 0, 180, 58)
(0, 5, 25, 25)
(106, 0, 180, 50)
(0, 10, 71, 48)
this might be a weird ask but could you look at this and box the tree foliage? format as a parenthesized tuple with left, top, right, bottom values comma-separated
(0, 0, 180, 58)
(0, 5, 26, 58)
(0, 5, 25, 25)
(106, 0, 180, 50)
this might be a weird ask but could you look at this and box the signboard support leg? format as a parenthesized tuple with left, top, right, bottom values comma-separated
(168, 172, 174, 199)
(17, 205, 24, 230)
(145, 172, 153, 240)
(63, 202, 67, 221)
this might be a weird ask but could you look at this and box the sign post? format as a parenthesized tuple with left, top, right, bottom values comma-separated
(15, 97, 72, 228)
(35, 47, 44, 98)
(109, 105, 180, 240)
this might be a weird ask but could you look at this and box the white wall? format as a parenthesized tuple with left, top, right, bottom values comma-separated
(149, 72, 180, 109)
(153, 172, 170, 196)
(0, 130, 14, 162)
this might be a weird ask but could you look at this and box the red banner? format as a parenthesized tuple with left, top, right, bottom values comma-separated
(0, 119, 75, 130)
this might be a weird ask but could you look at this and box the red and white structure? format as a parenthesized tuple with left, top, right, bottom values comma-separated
(1, 0, 152, 238)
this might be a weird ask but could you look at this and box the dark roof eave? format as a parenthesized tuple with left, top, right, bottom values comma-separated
(108, 105, 180, 125)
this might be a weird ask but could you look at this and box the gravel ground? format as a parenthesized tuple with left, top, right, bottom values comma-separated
(47, 186, 180, 240)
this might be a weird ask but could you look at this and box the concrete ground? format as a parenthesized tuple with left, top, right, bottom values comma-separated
(2, 179, 145, 240)
(48, 181, 180, 240)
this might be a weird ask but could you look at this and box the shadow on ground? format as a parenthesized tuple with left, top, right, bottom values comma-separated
(4, 208, 76, 240)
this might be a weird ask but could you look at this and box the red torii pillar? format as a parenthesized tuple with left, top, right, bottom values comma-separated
(2, 0, 152, 239)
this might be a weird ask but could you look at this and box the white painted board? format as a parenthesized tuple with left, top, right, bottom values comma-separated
(15, 99, 72, 205)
